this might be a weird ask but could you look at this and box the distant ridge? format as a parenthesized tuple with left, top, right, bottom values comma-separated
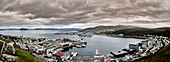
(34, 28, 83, 30)
(79, 25, 139, 33)
(20, 28, 28, 30)
(0, 28, 83, 31)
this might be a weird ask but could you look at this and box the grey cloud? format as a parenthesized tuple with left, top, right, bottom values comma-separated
(0, 0, 169, 27)
(0, 19, 31, 26)
(2, 0, 168, 17)
(43, 18, 88, 25)
(127, 19, 170, 24)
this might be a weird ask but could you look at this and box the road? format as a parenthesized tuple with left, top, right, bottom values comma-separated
(0, 40, 5, 56)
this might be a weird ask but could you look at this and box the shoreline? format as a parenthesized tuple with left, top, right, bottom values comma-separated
(54, 32, 147, 39)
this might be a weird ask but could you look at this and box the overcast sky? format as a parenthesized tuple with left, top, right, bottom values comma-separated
(0, 0, 170, 28)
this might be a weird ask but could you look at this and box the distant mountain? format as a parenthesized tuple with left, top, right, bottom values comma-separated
(20, 28, 28, 30)
(0, 28, 20, 30)
(79, 25, 139, 33)
(34, 28, 83, 31)
(0, 28, 83, 31)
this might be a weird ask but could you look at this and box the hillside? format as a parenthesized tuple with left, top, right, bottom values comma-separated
(102, 27, 170, 62)
(79, 25, 138, 33)
(132, 45, 170, 62)
(0, 34, 45, 62)
(104, 27, 170, 37)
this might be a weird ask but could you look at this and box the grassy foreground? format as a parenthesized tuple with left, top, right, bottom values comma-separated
(15, 48, 45, 62)
(14, 41, 45, 62)
(132, 45, 170, 62)
(0, 35, 45, 62)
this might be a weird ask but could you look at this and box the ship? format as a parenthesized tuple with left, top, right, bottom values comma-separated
(77, 32, 93, 37)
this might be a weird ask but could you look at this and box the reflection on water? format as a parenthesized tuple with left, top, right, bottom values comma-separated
(0, 30, 144, 56)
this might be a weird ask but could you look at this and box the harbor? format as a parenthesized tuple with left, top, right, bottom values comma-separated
(0, 35, 86, 62)
(0, 34, 169, 62)
(0, 30, 143, 56)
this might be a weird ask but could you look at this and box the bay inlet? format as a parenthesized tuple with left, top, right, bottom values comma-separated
(0, 30, 144, 56)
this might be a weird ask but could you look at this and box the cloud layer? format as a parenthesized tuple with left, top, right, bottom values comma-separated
(0, 0, 170, 28)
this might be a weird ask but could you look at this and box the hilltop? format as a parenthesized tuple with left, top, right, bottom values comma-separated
(0, 28, 83, 31)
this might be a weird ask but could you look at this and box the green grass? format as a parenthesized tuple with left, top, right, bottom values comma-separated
(15, 48, 45, 62)
(0, 37, 45, 62)
(0, 41, 4, 52)
(132, 45, 170, 62)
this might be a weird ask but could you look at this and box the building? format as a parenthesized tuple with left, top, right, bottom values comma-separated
(129, 44, 140, 51)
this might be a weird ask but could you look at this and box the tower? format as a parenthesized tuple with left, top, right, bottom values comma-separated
(95, 49, 99, 55)
(94, 49, 101, 58)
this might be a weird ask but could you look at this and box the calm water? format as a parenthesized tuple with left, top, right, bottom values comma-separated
(0, 30, 143, 56)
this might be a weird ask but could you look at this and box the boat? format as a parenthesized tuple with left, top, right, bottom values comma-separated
(61, 52, 70, 60)
(77, 32, 93, 37)
(81, 44, 86, 47)
(71, 52, 78, 56)
(75, 45, 82, 48)
(57, 48, 64, 51)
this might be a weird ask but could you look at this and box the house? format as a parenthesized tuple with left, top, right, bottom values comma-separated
(1, 54, 18, 61)
(56, 43, 69, 48)
(31, 44, 38, 48)
(141, 41, 148, 49)
(6, 42, 15, 54)
(36, 46, 44, 53)
(53, 52, 64, 57)
(61, 53, 70, 60)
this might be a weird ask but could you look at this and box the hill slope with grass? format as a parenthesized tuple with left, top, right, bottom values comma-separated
(79, 25, 138, 33)
(0, 34, 45, 62)
(102, 27, 170, 62)
(104, 27, 170, 37)
(132, 45, 170, 62)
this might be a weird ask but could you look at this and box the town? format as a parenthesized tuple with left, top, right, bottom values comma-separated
(0, 34, 169, 62)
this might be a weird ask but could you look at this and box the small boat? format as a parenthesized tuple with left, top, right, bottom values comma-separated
(71, 52, 78, 56)
(75, 45, 82, 48)
(81, 44, 86, 47)
(80, 40, 87, 44)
